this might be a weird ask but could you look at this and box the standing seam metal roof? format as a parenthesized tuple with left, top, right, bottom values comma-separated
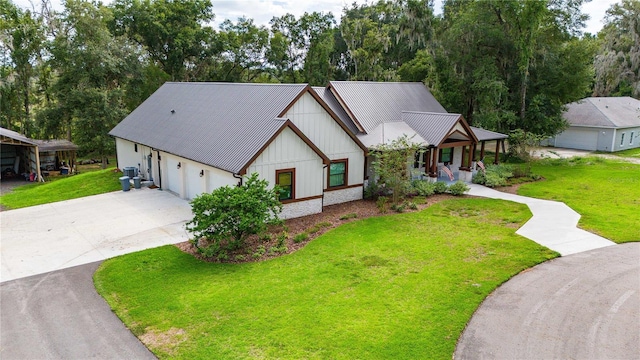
(401, 112, 468, 146)
(328, 81, 448, 134)
(311, 86, 361, 135)
(564, 97, 640, 128)
(109, 82, 310, 174)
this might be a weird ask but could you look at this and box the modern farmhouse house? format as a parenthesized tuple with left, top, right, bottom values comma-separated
(110, 81, 507, 218)
(109, 83, 367, 219)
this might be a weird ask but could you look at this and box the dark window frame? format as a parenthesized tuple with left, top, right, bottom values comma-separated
(439, 148, 453, 164)
(328, 159, 348, 188)
(276, 168, 295, 202)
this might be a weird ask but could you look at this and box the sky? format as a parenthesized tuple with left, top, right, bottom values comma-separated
(15, 0, 620, 35)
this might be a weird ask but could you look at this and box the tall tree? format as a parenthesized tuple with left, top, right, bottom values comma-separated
(42, 0, 141, 166)
(110, 0, 215, 81)
(0, 0, 45, 135)
(594, 0, 640, 98)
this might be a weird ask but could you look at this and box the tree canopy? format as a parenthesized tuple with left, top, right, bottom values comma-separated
(1, 0, 635, 160)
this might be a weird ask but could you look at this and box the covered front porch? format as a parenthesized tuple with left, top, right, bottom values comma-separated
(410, 116, 508, 183)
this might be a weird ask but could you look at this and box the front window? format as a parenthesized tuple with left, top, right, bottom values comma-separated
(631, 132, 635, 145)
(621, 133, 625, 146)
(276, 169, 294, 201)
(440, 148, 453, 163)
(329, 160, 347, 187)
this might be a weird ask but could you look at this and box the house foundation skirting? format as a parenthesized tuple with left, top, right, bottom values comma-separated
(323, 186, 363, 206)
(281, 198, 323, 219)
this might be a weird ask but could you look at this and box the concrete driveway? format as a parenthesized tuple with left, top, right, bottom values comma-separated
(0, 262, 156, 359)
(0, 188, 192, 283)
(455, 243, 640, 359)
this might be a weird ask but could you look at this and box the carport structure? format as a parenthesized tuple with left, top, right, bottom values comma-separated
(0, 127, 43, 182)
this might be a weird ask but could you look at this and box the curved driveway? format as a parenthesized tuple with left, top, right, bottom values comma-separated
(0, 262, 155, 359)
(455, 243, 640, 359)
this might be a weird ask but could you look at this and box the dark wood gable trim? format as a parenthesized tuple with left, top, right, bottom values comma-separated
(436, 114, 479, 148)
(277, 85, 369, 155)
(238, 119, 330, 175)
(325, 83, 367, 134)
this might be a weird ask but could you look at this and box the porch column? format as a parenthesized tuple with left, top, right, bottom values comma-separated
(467, 144, 474, 169)
(430, 147, 438, 177)
(425, 149, 431, 177)
(480, 141, 486, 160)
(494, 140, 500, 164)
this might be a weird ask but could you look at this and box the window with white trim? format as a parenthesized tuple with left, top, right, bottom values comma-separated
(631, 132, 635, 145)
(621, 133, 625, 146)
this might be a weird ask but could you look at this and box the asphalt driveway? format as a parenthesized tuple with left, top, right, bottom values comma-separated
(0, 262, 155, 359)
(0, 188, 192, 283)
(455, 243, 640, 359)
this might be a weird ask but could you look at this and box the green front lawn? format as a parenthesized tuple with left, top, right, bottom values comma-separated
(0, 168, 123, 209)
(95, 199, 557, 359)
(518, 157, 640, 243)
(610, 148, 640, 158)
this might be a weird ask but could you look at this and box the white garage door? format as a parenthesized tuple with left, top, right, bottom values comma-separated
(165, 156, 182, 195)
(185, 162, 204, 200)
(555, 128, 599, 151)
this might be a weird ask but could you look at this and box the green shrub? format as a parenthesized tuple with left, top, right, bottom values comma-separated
(376, 196, 388, 213)
(307, 221, 332, 233)
(293, 232, 309, 243)
(259, 233, 272, 243)
(472, 171, 486, 185)
(448, 181, 470, 196)
(364, 181, 381, 199)
(407, 201, 418, 210)
(433, 181, 449, 194)
(253, 245, 266, 259)
(485, 172, 507, 187)
(412, 180, 436, 196)
(339, 213, 358, 220)
(391, 202, 406, 213)
(187, 173, 283, 259)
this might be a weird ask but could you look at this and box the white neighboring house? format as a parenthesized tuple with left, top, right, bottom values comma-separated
(545, 97, 640, 152)
(109, 82, 367, 219)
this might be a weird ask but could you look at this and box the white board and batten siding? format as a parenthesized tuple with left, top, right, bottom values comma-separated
(285, 92, 365, 205)
(161, 152, 238, 200)
(115, 138, 158, 183)
(245, 126, 325, 219)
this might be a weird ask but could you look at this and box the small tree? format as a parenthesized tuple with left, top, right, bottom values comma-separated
(186, 173, 283, 259)
(370, 135, 423, 203)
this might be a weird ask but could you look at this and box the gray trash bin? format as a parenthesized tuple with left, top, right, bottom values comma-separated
(119, 176, 130, 191)
(133, 176, 141, 189)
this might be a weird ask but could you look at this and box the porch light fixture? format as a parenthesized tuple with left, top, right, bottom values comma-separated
(177, 162, 181, 169)
(199, 170, 204, 177)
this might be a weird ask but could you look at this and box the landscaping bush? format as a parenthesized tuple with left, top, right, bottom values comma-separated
(485, 172, 507, 187)
(412, 180, 436, 196)
(339, 213, 358, 220)
(433, 181, 449, 194)
(448, 181, 469, 196)
(186, 173, 283, 259)
(472, 171, 486, 184)
(376, 196, 389, 213)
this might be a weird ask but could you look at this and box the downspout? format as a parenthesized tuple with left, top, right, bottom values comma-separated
(233, 173, 243, 187)
(322, 164, 328, 208)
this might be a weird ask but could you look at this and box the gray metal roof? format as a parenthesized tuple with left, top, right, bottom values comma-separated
(109, 82, 311, 174)
(470, 127, 509, 141)
(358, 121, 427, 148)
(328, 81, 447, 133)
(311, 86, 361, 135)
(564, 97, 640, 128)
(0, 127, 38, 146)
(401, 112, 471, 146)
(34, 139, 79, 152)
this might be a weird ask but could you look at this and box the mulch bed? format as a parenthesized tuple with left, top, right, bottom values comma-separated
(176, 194, 454, 264)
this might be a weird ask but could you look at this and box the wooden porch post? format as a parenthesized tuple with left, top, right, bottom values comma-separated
(494, 140, 500, 164)
(430, 146, 438, 177)
(460, 145, 469, 170)
(480, 141, 486, 160)
(468, 144, 474, 169)
(425, 148, 431, 177)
